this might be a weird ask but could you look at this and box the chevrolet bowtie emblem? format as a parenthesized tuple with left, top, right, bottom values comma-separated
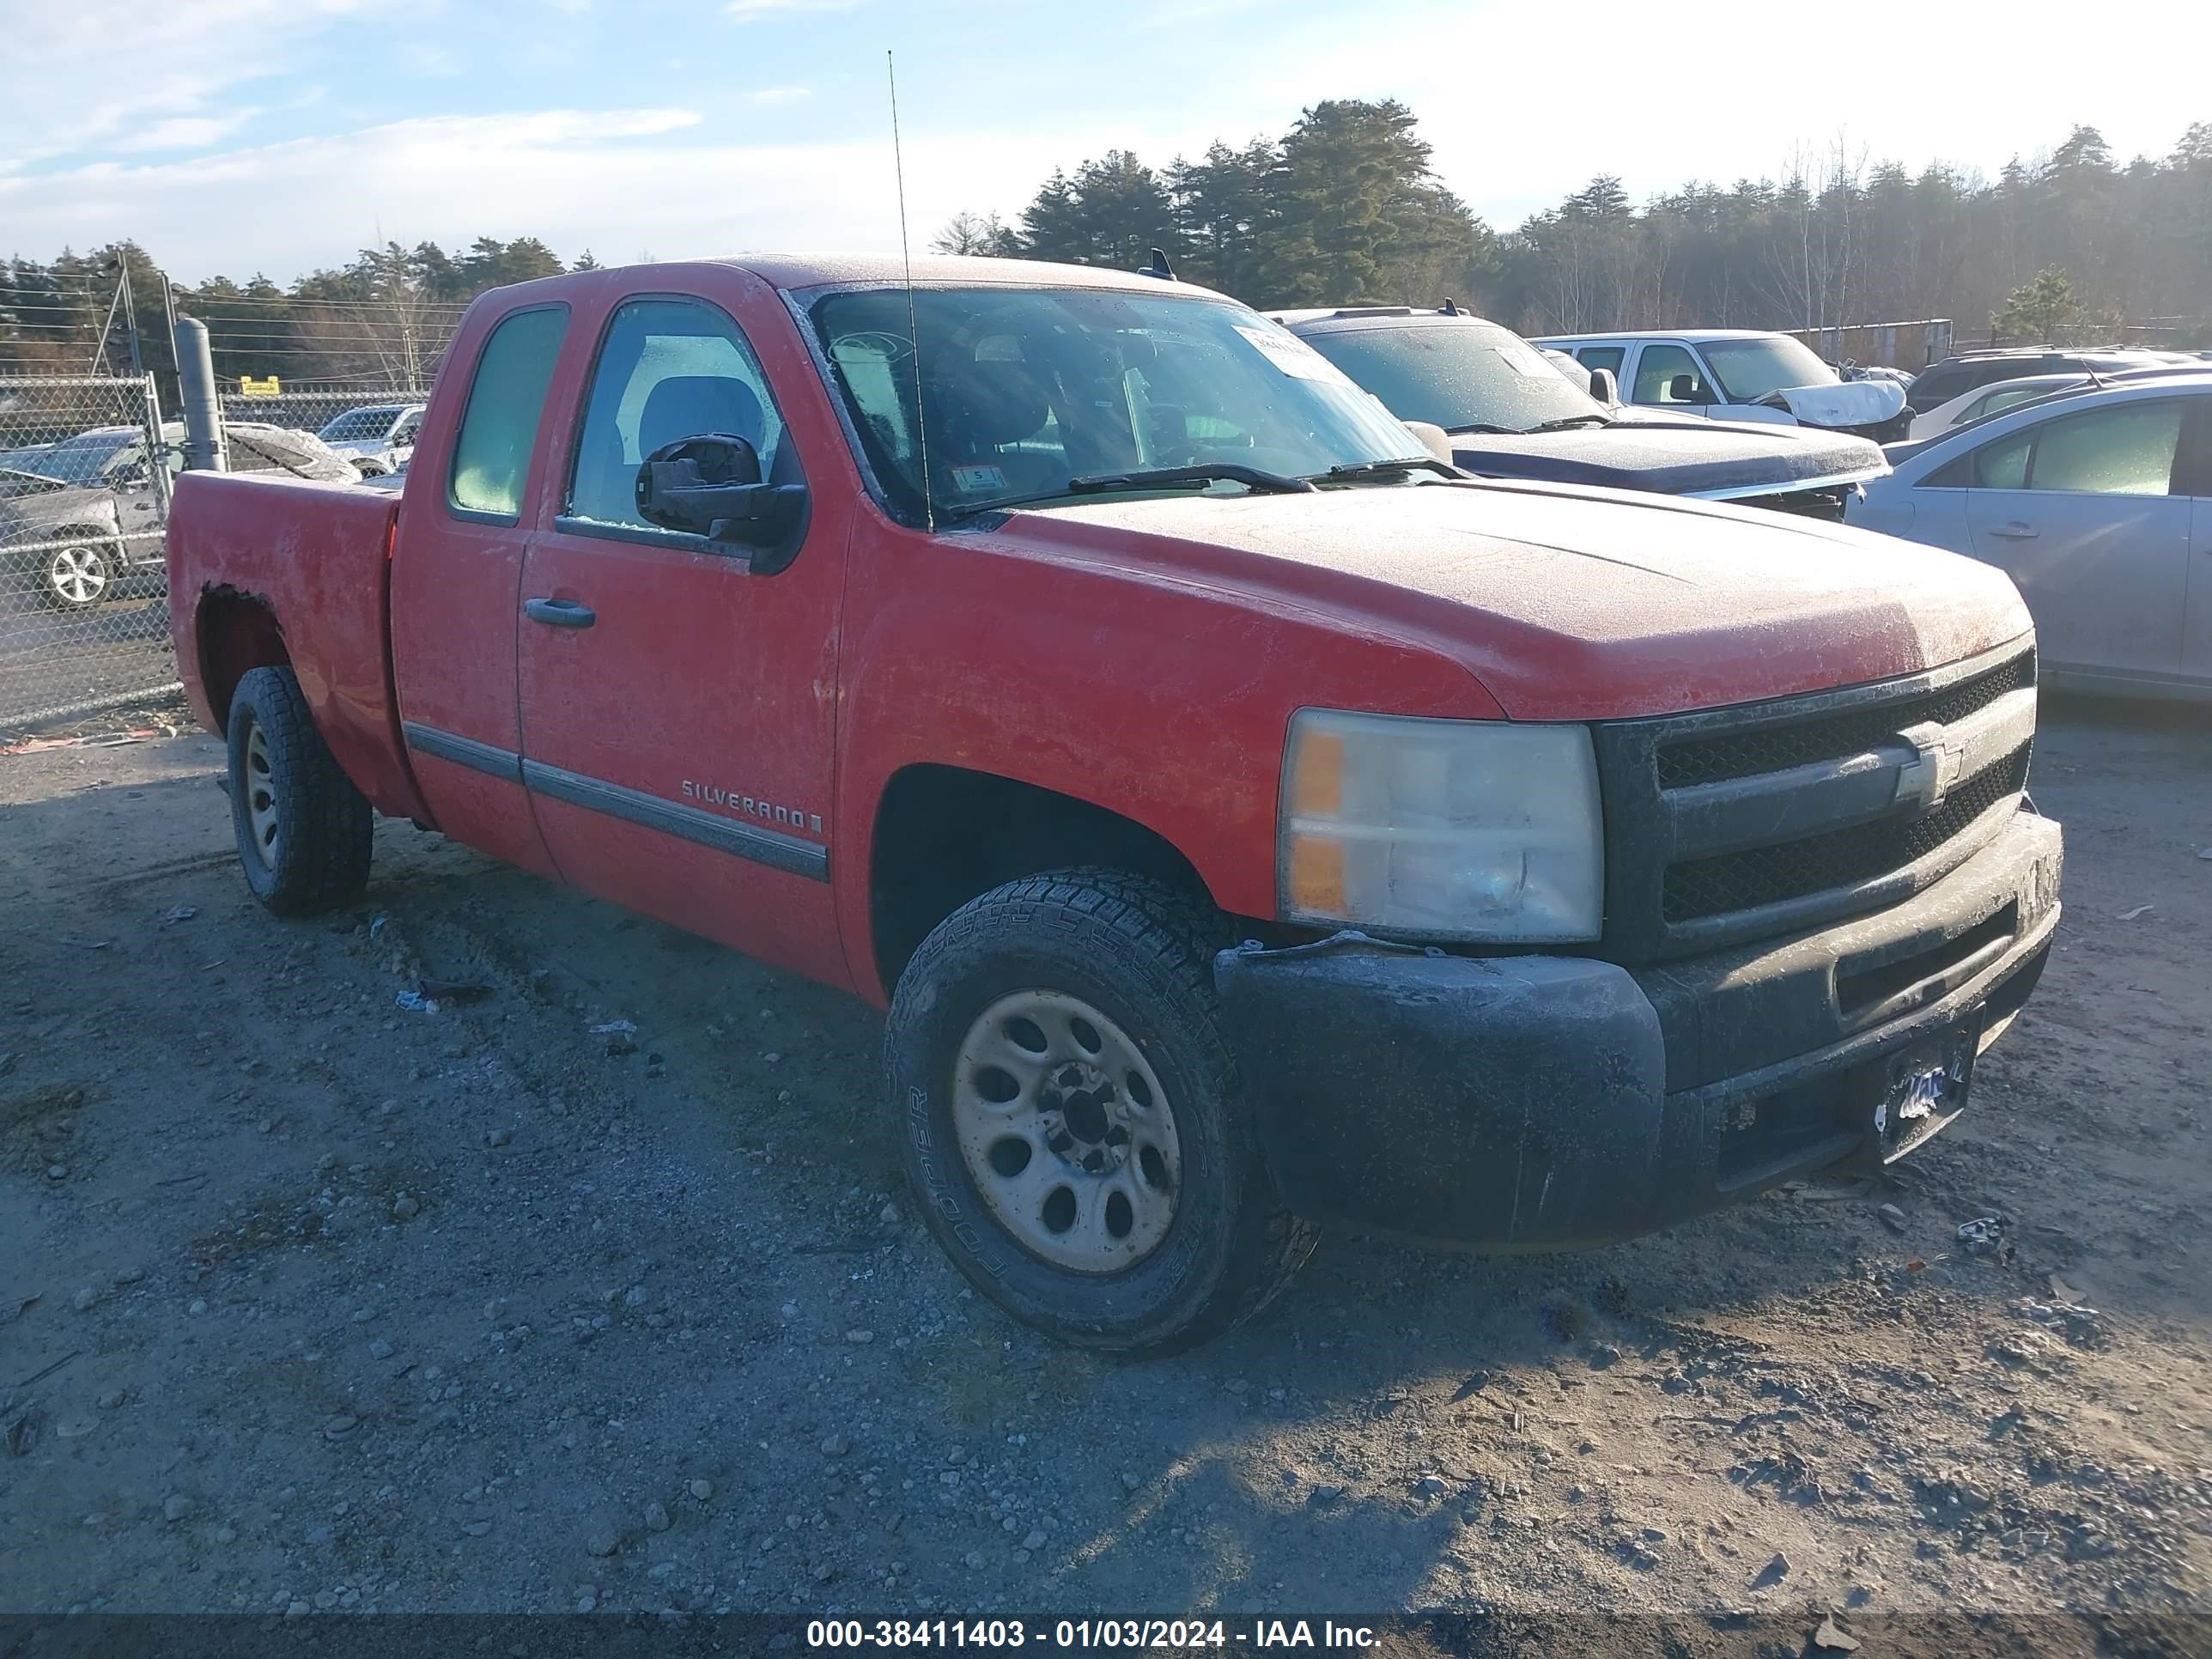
(1893, 720, 1963, 811)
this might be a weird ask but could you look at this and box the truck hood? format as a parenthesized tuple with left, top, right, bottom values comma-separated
(1755, 379, 1907, 428)
(1449, 418, 1886, 501)
(988, 480, 2029, 721)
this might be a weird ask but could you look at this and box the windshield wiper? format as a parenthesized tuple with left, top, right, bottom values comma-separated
(1313, 456, 1462, 483)
(945, 462, 1313, 520)
(1444, 422, 1516, 435)
(1529, 413, 1614, 431)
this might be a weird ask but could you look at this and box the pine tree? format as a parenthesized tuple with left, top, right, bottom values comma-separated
(1991, 265, 2080, 343)
(1016, 152, 1174, 270)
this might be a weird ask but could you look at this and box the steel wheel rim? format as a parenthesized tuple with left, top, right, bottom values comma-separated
(243, 718, 280, 869)
(49, 545, 107, 605)
(951, 989, 1183, 1275)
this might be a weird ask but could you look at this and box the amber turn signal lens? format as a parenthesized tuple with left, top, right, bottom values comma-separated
(1285, 835, 1346, 917)
(1290, 730, 1345, 817)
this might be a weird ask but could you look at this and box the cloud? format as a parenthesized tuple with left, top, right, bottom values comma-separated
(112, 112, 263, 154)
(403, 44, 463, 79)
(0, 106, 1184, 282)
(0, 0, 380, 165)
(726, 0, 862, 19)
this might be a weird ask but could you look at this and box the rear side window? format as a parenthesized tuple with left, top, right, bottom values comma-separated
(449, 306, 569, 521)
(1971, 429, 2032, 489)
(1575, 346, 1626, 376)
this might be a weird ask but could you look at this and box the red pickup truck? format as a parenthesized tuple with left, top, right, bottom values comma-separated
(168, 255, 2061, 1354)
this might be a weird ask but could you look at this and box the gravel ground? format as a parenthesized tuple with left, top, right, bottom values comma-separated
(0, 699, 2206, 1648)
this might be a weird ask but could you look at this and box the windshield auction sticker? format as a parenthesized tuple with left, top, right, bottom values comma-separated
(1232, 325, 1345, 383)
(951, 465, 1008, 494)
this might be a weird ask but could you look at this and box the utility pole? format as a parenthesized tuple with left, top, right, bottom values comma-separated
(173, 317, 228, 473)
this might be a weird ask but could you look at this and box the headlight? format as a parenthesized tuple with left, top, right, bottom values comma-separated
(1279, 709, 1604, 943)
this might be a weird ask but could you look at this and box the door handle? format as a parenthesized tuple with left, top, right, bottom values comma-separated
(524, 596, 595, 629)
(1987, 522, 2039, 540)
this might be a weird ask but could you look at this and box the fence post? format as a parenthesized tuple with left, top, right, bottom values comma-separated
(139, 374, 172, 523)
(173, 317, 227, 473)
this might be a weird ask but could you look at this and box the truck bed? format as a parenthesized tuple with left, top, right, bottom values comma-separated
(167, 471, 426, 821)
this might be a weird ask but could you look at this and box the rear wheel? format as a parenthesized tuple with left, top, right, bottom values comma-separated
(40, 535, 113, 610)
(886, 869, 1316, 1354)
(225, 665, 373, 915)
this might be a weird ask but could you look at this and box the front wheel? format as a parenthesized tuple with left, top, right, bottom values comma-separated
(226, 665, 373, 915)
(885, 870, 1316, 1354)
(41, 537, 114, 609)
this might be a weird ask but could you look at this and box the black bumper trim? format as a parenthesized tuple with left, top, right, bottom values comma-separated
(1215, 808, 2060, 1252)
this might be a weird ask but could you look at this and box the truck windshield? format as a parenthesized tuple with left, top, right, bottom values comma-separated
(806, 287, 1426, 521)
(1296, 321, 1607, 434)
(1698, 337, 1838, 403)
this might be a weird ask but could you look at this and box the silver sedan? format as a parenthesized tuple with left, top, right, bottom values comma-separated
(1851, 374, 2212, 701)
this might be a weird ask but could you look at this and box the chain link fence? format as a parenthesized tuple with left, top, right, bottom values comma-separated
(221, 388, 430, 478)
(0, 373, 177, 730)
(0, 376, 428, 732)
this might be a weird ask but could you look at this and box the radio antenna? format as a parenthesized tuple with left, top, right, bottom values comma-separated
(888, 50, 934, 532)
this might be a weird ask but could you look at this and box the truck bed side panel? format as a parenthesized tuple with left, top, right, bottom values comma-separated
(167, 471, 428, 823)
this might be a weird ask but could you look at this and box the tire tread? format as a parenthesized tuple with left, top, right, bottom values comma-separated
(228, 665, 373, 915)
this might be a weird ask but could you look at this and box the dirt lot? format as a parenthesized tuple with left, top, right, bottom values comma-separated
(0, 584, 177, 731)
(1, 699, 2207, 1646)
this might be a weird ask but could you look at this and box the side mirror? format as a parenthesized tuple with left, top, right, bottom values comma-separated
(1401, 420, 1455, 466)
(1587, 367, 1619, 405)
(635, 434, 807, 570)
(1667, 374, 1704, 404)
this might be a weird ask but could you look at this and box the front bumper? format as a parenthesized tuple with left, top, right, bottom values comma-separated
(1214, 806, 2060, 1250)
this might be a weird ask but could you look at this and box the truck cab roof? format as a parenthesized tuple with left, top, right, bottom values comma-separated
(489, 252, 1233, 304)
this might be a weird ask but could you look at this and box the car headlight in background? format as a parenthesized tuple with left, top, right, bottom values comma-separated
(1279, 709, 1604, 943)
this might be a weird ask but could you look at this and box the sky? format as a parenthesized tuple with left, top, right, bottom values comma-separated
(1, 0, 2207, 284)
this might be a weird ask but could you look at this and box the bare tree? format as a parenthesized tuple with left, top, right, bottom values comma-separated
(929, 211, 1017, 257)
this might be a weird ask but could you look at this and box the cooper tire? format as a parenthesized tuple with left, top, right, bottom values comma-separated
(226, 665, 373, 916)
(886, 869, 1316, 1354)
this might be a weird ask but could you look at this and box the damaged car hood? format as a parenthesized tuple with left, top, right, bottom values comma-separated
(1449, 418, 1886, 501)
(1758, 379, 1908, 428)
(987, 480, 2029, 721)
